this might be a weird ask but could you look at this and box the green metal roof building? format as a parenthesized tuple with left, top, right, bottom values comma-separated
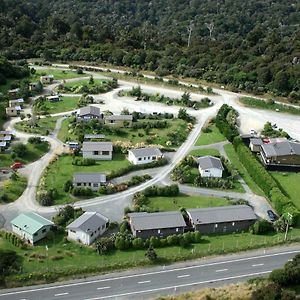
(11, 212, 54, 244)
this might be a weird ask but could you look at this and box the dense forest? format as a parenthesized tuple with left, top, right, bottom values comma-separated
(0, 0, 300, 98)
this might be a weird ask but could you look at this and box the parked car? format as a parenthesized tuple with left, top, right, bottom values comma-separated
(10, 162, 23, 170)
(267, 210, 278, 222)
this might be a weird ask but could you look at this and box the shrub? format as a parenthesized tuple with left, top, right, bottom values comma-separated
(250, 220, 274, 235)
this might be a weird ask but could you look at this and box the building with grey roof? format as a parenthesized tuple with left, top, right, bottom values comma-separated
(187, 205, 256, 235)
(84, 134, 106, 140)
(260, 140, 300, 168)
(249, 138, 263, 152)
(128, 211, 186, 239)
(82, 141, 113, 160)
(128, 147, 163, 165)
(73, 172, 106, 191)
(104, 114, 133, 127)
(67, 212, 109, 245)
(77, 106, 103, 121)
(197, 156, 224, 178)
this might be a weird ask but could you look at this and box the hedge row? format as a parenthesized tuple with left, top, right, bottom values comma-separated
(215, 104, 239, 142)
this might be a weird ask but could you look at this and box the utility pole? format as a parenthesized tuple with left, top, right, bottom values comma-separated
(284, 212, 293, 241)
(187, 21, 194, 48)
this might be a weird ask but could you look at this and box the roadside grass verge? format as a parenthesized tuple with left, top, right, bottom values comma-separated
(271, 172, 300, 210)
(189, 148, 220, 157)
(0, 176, 27, 203)
(0, 141, 50, 168)
(14, 117, 59, 136)
(41, 153, 131, 205)
(224, 144, 265, 196)
(195, 124, 226, 146)
(33, 68, 87, 80)
(239, 97, 300, 115)
(148, 194, 231, 211)
(2, 228, 300, 288)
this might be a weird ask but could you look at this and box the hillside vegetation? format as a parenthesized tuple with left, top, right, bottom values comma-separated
(0, 0, 299, 98)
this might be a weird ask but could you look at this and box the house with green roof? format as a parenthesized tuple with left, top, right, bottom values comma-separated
(11, 212, 54, 244)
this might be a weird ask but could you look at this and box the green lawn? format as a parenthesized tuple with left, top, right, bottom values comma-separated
(41, 153, 131, 204)
(271, 172, 300, 209)
(14, 117, 59, 136)
(2, 226, 300, 287)
(189, 148, 221, 157)
(148, 194, 231, 211)
(0, 142, 50, 168)
(195, 124, 226, 146)
(59, 118, 189, 148)
(224, 144, 265, 196)
(0, 176, 27, 203)
(41, 96, 80, 114)
(33, 68, 87, 80)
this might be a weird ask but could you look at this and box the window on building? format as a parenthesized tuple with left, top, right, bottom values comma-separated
(232, 222, 235, 226)
(34, 233, 38, 236)
(138, 158, 142, 161)
(93, 183, 98, 187)
(152, 156, 156, 160)
(93, 151, 99, 155)
(176, 228, 179, 232)
(102, 151, 110, 155)
(102, 225, 105, 229)
(215, 224, 218, 228)
(42, 229, 46, 233)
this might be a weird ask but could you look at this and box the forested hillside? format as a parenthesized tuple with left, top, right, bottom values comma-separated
(0, 0, 300, 98)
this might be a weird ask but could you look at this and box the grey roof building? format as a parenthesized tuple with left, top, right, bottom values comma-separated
(84, 134, 106, 140)
(187, 205, 257, 234)
(67, 212, 109, 245)
(73, 172, 106, 184)
(129, 148, 162, 157)
(128, 147, 163, 165)
(260, 140, 300, 168)
(197, 156, 224, 170)
(105, 115, 133, 121)
(82, 141, 113, 152)
(128, 211, 186, 239)
(78, 106, 102, 119)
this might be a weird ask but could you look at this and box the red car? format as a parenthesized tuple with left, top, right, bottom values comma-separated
(10, 162, 23, 170)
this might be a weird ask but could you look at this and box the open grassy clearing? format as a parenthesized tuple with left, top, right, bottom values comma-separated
(271, 171, 300, 210)
(0, 176, 27, 203)
(2, 227, 300, 287)
(14, 116, 59, 136)
(33, 68, 87, 80)
(0, 142, 50, 168)
(239, 97, 300, 115)
(224, 144, 265, 196)
(41, 153, 131, 205)
(59, 117, 189, 148)
(148, 194, 231, 211)
(39, 96, 80, 114)
(195, 123, 226, 146)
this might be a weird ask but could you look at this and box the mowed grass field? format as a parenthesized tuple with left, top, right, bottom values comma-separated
(33, 68, 87, 80)
(189, 148, 221, 157)
(14, 116, 59, 136)
(148, 194, 231, 211)
(271, 171, 300, 209)
(195, 124, 226, 146)
(41, 96, 80, 114)
(42, 153, 131, 204)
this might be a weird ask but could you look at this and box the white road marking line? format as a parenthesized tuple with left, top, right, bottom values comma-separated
(252, 263, 264, 267)
(177, 274, 190, 278)
(0, 249, 298, 297)
(85, 271, 272, 300)
(215, 269, 228, 272)
(138, 280, 151, 284)
(54, 292, 69, 297)
(97, 286, 111, 290)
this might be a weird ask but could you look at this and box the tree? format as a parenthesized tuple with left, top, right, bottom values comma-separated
(145, 246, 157, 261)
(12, 143, 27, 158)
(89, 75, 94, 85)
(0, 250, 22, 276)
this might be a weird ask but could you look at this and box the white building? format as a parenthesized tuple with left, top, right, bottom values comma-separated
(11, 212, 54, 244)
(198, 156, 224, 178)
(9, 98, 24, 108)
(67, 212, 109, 245)
(82, 141, 113, 160)
(128, 147, 163, 165)
(6, 106, 22, 117)
(40, 75, 54, 84)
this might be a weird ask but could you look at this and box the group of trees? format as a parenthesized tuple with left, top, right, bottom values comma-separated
(0, 1, 299, 98)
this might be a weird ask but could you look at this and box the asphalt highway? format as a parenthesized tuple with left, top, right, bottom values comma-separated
(0, 246, 299, 300)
